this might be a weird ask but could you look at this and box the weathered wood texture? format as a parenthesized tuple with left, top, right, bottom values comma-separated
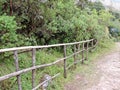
(82, 43, 84, 64)
(32, 73, 60, 90)
(0, 39, 96, 90)
(74, 44, 77, 66)
(63, 45, 67, 78)
(86, 42, 89, 60)
(32, 49, 36, 88)
(0, 39, 94, 53)
(14, 51, 22, 90)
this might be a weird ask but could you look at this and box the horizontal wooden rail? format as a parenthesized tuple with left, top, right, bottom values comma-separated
(66, 58, 85, 70)
(32, 73, 60, 90)
(0, 39, 97, 90)
(0, 39, 94, 53)
(0, 49, 85, 81)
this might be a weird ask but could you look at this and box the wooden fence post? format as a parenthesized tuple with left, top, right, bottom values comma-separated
(32, 48, 36, 88)
(14, 50, 22, 90)
(86, 42, 89, 60)
(74, 44, 77, 66)
(63, 45, 67, 78)
(90, 40, 94, 52)
(92, 40, 94, 47)
(77, 44, 80, 61)
(82, 43, 84, 64)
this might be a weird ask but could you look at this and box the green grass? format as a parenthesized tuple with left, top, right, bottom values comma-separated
(0, 39, 115, 90)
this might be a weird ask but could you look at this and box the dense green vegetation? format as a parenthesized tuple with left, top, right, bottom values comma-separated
(0, 0, 120, 90)
(109, 11, 120, 40)
(0, 0, 118, 48)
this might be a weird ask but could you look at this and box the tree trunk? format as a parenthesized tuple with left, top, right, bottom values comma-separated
(10, 0, 13, 15)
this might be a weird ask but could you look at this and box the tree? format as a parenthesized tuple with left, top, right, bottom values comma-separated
(90, 1, 105, 11)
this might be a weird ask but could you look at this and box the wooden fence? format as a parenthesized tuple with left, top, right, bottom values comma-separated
(0, 39, 97, 90)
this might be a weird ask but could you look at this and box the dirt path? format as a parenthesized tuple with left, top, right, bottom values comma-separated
(64, 43, 120, 90)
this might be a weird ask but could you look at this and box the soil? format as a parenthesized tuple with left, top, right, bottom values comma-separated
(64, 43, 120, 90)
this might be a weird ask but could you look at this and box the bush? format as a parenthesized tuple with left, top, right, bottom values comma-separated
(0, 15, 19, 48)
(0, 15, 37, 49)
